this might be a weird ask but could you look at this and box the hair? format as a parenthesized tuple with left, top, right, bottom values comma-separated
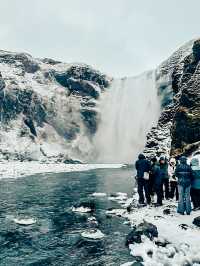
(151, 157, 157, 163)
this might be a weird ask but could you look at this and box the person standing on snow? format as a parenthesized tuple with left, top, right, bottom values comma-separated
(168, 157, 178, 201)
(149, 157, 156, 200)
(159, 156, 170, 200)
(150, 157, 162, 206)
(175, 156, 193, 215)
(135, 154, 151, 205)
(190, 157, 200, 210)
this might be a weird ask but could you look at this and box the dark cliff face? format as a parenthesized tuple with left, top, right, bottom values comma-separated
(144, 39, 200, 158)
(170, 39, 200, 156)
(0, 51, 110, 162)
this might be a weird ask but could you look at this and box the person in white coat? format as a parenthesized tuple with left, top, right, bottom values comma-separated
(168, 157, 178, 200)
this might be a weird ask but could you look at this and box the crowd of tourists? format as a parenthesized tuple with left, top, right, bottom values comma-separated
(135, 154, 200, 215)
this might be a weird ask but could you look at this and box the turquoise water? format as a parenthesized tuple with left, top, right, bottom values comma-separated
(0, 167, 134, 266)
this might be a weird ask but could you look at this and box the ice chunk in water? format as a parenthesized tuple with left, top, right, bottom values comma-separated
(13, 218, 36, 225)
(72, 206, 92, 213)
(81, 229, 105, 239)
(92, 192, 107, 197)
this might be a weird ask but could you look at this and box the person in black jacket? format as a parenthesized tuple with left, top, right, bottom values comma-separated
(175, 156, 193, 215)
(135, 154, 151, 205)
(150, 157, 162, 206)
(159, 156, 170, 200)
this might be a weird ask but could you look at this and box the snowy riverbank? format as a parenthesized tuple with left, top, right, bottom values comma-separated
(0, 162, 123, 179)
(116, 194, 200, 265)
(94, 189, 200, 266)
(125, 203, 200, 265)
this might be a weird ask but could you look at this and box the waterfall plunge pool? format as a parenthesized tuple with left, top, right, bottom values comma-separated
(0, 167, 135, 266)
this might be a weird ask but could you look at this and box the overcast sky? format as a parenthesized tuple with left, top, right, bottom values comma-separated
(0, 0, 199, 77)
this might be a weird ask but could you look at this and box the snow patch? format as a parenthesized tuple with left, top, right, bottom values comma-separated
(106, 209, 126, 217)
(123, 199, 200, 265)
(0, 162, 123, 179)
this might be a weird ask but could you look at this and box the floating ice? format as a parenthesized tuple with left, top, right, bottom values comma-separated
(72, 206, 92, 213)
(88, 216, 97, 222)
(13, 218, 36, 225)
(92, 192, 107, 197)
(106, 209, 126, 217)
(81, 229, 105, 239)
(120, 262, 134, 266)
(87, 216, 98, 227)
(116, 192, 128, 198)
(108, 192, 128, 203)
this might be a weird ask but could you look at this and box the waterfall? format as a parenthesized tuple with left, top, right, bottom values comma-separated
(94, 71, 160, 163)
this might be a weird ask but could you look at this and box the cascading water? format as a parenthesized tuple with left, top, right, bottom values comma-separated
(94, 71, 160, 163)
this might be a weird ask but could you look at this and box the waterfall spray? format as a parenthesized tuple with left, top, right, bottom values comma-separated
(94, 71, 160, 163)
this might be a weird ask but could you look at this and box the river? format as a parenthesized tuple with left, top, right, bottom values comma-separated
(0, 166, 134, 266)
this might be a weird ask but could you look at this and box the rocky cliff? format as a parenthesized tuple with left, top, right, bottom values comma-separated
(0, 50, 110, 162)
(144, 39, 200, 158)
(1, 38, 200, 163)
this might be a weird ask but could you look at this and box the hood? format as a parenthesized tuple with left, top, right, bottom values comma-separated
(159, 156, 165, 161)
(191, 157, 199, 167)
(169, 157, 176, 165)
(138, 154, 145, 160)
(180, 156, 187, 164)
(151, 156, 157, 163)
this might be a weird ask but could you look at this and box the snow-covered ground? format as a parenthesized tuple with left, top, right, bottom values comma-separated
(92, 189, 200, 266)
(0, 162, 123, 179)
(112, 192, 200, 266)
(125, 203, 200, 265)
(89, 188, 199, 265)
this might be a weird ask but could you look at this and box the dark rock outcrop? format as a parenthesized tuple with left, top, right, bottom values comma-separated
(125, 221, 158, 246)
(155, 237, 170, 247)
(0, 51, 40, 73)
(179, 224, 189, 230)
(163, 208, 171, 215)
(193, 216, 200, 227)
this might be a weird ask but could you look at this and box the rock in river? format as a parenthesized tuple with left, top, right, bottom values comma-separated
(126, 221, 158, 246)
(193, 216, 200, 227)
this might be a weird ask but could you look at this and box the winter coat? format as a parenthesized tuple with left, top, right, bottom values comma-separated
(135, 154, 151, 179)
(168, 164, 177, 182)
(151, 163, 162, 187)
(159, 157, 169, 180)
(191, 158, 200, 189)
(175, 156, 193, 188)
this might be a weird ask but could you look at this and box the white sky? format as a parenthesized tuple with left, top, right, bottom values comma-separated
(0, 0, 199, 77)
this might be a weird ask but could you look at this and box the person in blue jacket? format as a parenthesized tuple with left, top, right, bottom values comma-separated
(175, 156, 193, 215)
(135, 154, 151, 205)
(190, 157, 200, 210)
